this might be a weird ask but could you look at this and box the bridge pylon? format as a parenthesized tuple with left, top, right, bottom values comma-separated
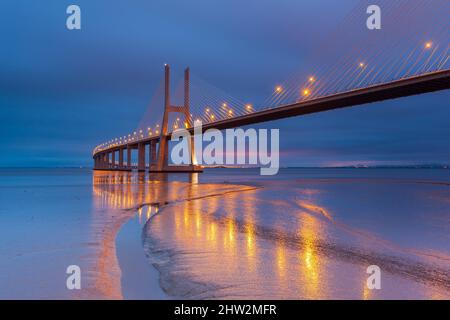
(153, 64, 202, 173)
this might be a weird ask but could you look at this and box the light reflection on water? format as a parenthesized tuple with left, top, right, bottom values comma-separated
(92, 169, 450, 300)
(139, 185, 337, 299)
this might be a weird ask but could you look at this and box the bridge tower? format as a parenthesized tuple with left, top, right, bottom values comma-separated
(154, 64, 201, 172)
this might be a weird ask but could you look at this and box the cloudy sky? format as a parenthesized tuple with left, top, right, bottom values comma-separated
(0, 0, 448, 167)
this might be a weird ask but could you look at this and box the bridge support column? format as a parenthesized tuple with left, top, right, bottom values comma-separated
(156, 64, 171, 172)
(184, 65, 197, 167)
(127, 147, 132, 169)
(103, 154, 108, 169)
(156, 136, 169, 171)
(97, 155, 103, 169)
(103, 153, 108, 169)
(138, 143, 146, 172)
(119, 148, 124, 169)
(148, 140, 157, 170)
(111, 151, 116, 169)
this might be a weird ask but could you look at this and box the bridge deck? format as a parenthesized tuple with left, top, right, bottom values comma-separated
(203, 69, 450, 131)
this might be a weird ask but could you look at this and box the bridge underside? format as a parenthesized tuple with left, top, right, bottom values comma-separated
(93, 69, 450, 172)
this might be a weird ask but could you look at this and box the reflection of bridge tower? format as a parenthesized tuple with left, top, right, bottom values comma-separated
(155, 65, 202, 172)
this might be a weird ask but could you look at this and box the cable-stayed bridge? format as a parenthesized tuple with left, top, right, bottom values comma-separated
(92, 0, 450, 172)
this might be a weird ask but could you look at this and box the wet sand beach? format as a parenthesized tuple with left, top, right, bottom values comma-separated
(0, 168, 449, 299)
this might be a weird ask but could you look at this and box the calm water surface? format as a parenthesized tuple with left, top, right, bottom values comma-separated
(0, 168, 449, 299)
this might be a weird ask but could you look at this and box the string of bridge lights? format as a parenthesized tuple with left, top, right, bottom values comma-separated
(94, 40, 439, 155)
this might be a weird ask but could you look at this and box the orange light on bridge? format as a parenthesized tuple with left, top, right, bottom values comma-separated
(359, 62, 365, 68)
(245, 104, 253, 111)
(302, 89, 311, 96)
(205, 107, 210, 113)
(210, 114, 215, 120)
(222, 103, 227, 108)
(275, 86, 283, 93)
(228, 109, 233, 115)
(309, 76, 315, 83)
(425, 41, 432, 49)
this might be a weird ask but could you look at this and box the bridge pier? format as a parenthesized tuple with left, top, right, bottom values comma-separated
(119, 148, 124, 169)
(138, 143, 146, 172)
(104, 153, 110, 169)
(149, 140, 157, 170)
(111, 151, 116, 169)
(97, 155, 103, 169)
(127, 147, 132, 170)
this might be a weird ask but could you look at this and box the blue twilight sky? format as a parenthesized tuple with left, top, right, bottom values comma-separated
(0, 0, 448, 167)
